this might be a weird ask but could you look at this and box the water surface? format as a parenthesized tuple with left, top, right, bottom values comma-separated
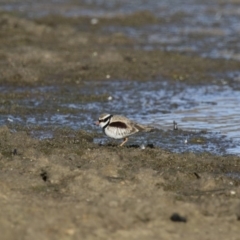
(1, 79, 239, 155)
(1, 0, 240, 60)
(1, 0, 240, 155)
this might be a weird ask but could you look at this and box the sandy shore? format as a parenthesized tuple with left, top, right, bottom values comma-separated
(0, 12, 240, 239)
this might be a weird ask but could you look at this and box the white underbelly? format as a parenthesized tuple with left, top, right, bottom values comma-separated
(104, 127, 131, 139)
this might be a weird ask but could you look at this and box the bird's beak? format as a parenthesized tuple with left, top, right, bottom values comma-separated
(95, 121, 100, 126)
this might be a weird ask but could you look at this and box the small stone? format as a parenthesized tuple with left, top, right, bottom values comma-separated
(91, 18, 99, 25)
(140, 144, 146, 150)
(65, 229, 75, 235)
(7, 117, 13, 122)
(173, 121, 178, 130)
(12, 149, 17, 155)
(170, 213, 187, 223)
(93, 52, 98, 57)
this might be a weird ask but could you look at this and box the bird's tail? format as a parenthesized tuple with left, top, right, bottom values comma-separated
(136, 124, 155, 132)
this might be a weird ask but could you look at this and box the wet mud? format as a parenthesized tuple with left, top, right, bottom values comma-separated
(0, 11, 240, 240)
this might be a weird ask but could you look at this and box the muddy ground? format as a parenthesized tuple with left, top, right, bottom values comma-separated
(0, 11, 240, 240)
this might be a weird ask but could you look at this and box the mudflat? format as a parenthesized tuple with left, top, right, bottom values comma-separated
(0, 12, 240, 240)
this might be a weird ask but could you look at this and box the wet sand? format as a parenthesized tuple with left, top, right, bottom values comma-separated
(0, 12, 240, 240)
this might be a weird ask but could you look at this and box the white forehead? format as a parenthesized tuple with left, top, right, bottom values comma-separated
(99, 113, 111, 120)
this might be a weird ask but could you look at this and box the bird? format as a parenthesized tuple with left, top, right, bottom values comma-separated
(95, 113, 154, 146)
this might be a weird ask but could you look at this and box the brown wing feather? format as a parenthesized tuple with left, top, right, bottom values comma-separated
(109, 121, 128, 129)
(110, 115, 154, 133)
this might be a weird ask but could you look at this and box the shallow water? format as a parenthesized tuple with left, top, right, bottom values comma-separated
(1, 0, 240, 60)
(1, 0, 240, 155)
(1, 79, 240, 155)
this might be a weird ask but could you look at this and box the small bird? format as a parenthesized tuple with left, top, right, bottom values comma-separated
(95, 113, 154, 146)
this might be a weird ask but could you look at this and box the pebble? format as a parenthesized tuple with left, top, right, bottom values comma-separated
(7, 117, 13, 122)
(91, 18, 99, 25)
(140, 144, 146, 150)
(173, 121, 178, 130)
(170, 213, 187, 223)
(92, 51, 98, 57)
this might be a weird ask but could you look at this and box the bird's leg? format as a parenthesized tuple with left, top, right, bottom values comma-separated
(120, 138, 128, 147)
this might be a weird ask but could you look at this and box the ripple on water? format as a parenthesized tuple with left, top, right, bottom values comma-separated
(1, 80, 240, 155)
(1, 0, 240, 60)
(77, 80, 240, 155)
